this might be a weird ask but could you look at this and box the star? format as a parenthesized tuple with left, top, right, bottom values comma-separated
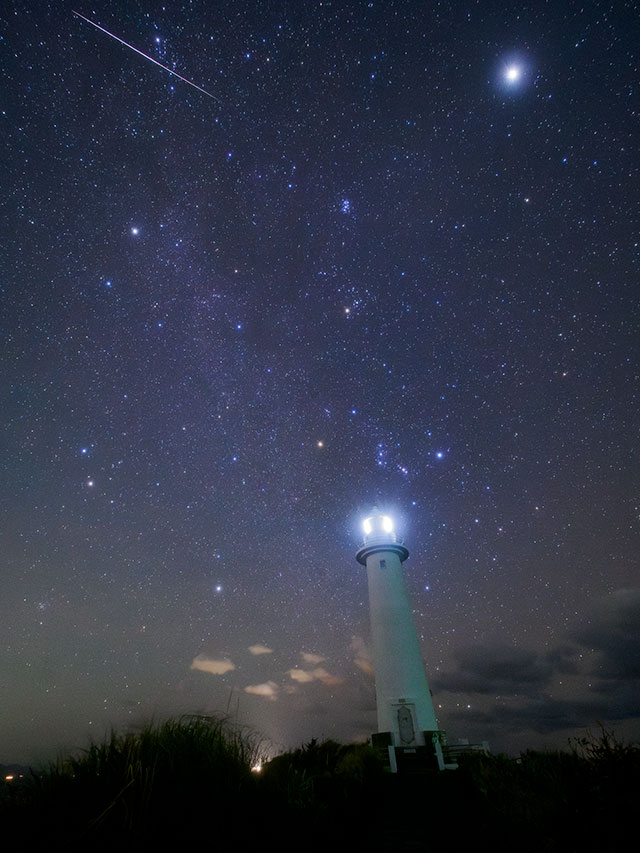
(2, 0, 635, 768)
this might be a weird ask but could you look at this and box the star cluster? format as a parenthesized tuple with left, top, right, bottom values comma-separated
(1, 0, 638, 763)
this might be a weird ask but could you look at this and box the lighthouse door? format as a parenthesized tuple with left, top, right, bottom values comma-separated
(396, 704, 417, 745)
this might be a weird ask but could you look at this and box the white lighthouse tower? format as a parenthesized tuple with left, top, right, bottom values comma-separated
(356, 510, 444, 771)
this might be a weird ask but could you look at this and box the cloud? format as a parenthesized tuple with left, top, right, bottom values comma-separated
(434, 643, 553, 697)
(351, 635, 374, 676)
(435, 591, 640, 701)
(573, 588, 640, 680)
(430, 589, 640, 752)
(287, 667, 344, 686)
(244, 681, 279, 701)
(248, 644, 274, 655)
(289, 668, 315, 683)
(544, 644, 580, 675)
(190, 655, 235, 676)
(301, 652, 325, 665)
(311, 667, 344, 686)
(446, 698, 601, 736)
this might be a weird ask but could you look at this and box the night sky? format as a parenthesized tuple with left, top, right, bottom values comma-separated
(2, 1, 638, 765)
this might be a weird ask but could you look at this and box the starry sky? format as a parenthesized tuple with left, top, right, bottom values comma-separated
(2, 1, 638, 765)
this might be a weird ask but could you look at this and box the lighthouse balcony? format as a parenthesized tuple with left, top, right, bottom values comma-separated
(362, 532, 404, 546)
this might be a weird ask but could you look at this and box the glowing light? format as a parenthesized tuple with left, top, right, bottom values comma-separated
(363, 514, 394, 535)
(505, 65, 520, 82)
(317, 440, 324, 448)
(131, 226, 139, 235)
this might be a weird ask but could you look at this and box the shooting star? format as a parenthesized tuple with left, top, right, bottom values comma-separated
(73, 10, 220, 102)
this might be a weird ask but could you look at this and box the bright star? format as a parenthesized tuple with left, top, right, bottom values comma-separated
(131, 226, 139, 235)
(499, 57, 530, 90)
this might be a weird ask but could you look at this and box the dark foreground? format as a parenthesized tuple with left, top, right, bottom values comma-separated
(1, 718, 637, 851)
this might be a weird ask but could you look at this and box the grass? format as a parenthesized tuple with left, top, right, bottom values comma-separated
(2, 720, 638, 850)
(5, 715, 267, 845)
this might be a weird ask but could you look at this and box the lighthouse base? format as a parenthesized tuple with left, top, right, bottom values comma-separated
(371, 731, 446, 773)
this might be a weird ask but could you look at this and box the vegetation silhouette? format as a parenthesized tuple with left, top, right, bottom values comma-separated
(3, 715, 266, 845)
(1, 719, 638, 850)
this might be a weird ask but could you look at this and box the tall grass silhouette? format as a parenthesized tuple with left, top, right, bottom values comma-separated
(10, 715, 266, 843)
(3, 721, 638, 849)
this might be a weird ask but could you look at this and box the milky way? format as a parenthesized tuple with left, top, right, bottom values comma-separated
(1, 1, 638, 764)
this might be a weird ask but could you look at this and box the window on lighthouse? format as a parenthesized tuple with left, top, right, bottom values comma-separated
(379, 559, 387, 568)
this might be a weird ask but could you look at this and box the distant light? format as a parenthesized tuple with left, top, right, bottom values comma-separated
(317, 440, 324, 448)
(505, 65, 520, 82)
(131, 226, 139, 235)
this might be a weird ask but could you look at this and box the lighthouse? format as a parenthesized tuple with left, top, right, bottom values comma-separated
(356, 510, 444, 771)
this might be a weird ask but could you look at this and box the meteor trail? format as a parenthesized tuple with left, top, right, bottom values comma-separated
(73, 10, 220, 102)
